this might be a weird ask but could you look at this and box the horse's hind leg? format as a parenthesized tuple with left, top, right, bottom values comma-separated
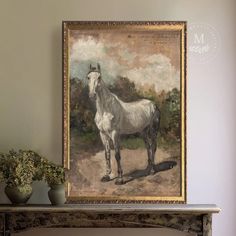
(111, 130, 124, 185)
(150, 134, 157, 174)
(143, 108, 160, 175)
(100, 132, 112, 182)
(143, 127, 156, 175)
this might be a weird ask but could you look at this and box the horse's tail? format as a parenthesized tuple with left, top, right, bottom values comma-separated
(152, 104, 161, 138)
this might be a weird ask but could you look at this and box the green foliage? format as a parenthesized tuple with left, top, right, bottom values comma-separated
(44, 164, 65, 186)
(0, 155, 4, 183)
(15, 184, 32, 195)
(70, 79, 97, 134)
(160, 88, 180, 142)
(109, 76, 142, 102)
(0, 150, 36, 189)
(0, 171, 4, 183)
(0, 149, 65, 190)
(21, 150, 49, 181)
(120, 137, 145, 150)
(80, 132, 98, 143)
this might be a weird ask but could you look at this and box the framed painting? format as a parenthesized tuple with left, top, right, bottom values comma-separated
(63, 21, 186, 203)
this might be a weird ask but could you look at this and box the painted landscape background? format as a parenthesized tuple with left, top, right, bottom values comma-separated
(68, 30, 181, 197)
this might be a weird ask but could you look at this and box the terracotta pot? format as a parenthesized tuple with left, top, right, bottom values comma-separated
(48, 184, 65, 205)
(5, 185, 32, 205)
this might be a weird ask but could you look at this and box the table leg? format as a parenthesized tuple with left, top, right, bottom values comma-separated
(203, 214, 212, 236)
(0, 214, 10, 236)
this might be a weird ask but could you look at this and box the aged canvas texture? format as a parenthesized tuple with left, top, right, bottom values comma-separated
(65, 24, 185, 202)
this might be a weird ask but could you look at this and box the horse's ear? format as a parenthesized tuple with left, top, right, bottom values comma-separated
(97, 63, 101, 72)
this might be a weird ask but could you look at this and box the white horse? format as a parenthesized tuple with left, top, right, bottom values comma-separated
(87, 64, 160, 185)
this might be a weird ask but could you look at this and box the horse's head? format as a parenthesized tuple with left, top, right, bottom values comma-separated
(87, 63, 102, 100)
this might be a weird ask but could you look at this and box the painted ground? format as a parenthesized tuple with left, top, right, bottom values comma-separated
(69, 133, 181, 198)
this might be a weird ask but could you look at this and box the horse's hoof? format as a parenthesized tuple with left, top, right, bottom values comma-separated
(149, 169, 156, 175)
(115, 178, 124, 185)
(101, 175, 111, 182)
(145, 166, 156, 176)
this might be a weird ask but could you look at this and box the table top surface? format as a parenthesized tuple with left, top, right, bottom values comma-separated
(0, 204, 220, 214)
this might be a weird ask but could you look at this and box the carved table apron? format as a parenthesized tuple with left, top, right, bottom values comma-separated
(0, 204, 220, 236)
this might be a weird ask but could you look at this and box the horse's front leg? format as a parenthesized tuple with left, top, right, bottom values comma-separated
(100, 132, 112, 182)
(111, 130, 124, 185)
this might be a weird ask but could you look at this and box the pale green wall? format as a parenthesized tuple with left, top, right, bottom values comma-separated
(0, 0, 236, 236)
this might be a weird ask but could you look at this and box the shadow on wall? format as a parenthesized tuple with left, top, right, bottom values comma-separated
(14, 228, 195, 236)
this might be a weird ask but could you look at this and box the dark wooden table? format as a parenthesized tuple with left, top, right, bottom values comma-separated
(0, 204, 220, 236)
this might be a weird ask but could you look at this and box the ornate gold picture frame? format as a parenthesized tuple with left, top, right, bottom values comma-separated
(63, 21, 186, 203)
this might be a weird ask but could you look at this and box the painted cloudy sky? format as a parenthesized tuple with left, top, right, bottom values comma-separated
(69, 30, 180, 93)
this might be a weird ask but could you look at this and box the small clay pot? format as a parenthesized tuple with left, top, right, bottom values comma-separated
(48, 184, 65, 205)
(5, 185, 32, 205)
